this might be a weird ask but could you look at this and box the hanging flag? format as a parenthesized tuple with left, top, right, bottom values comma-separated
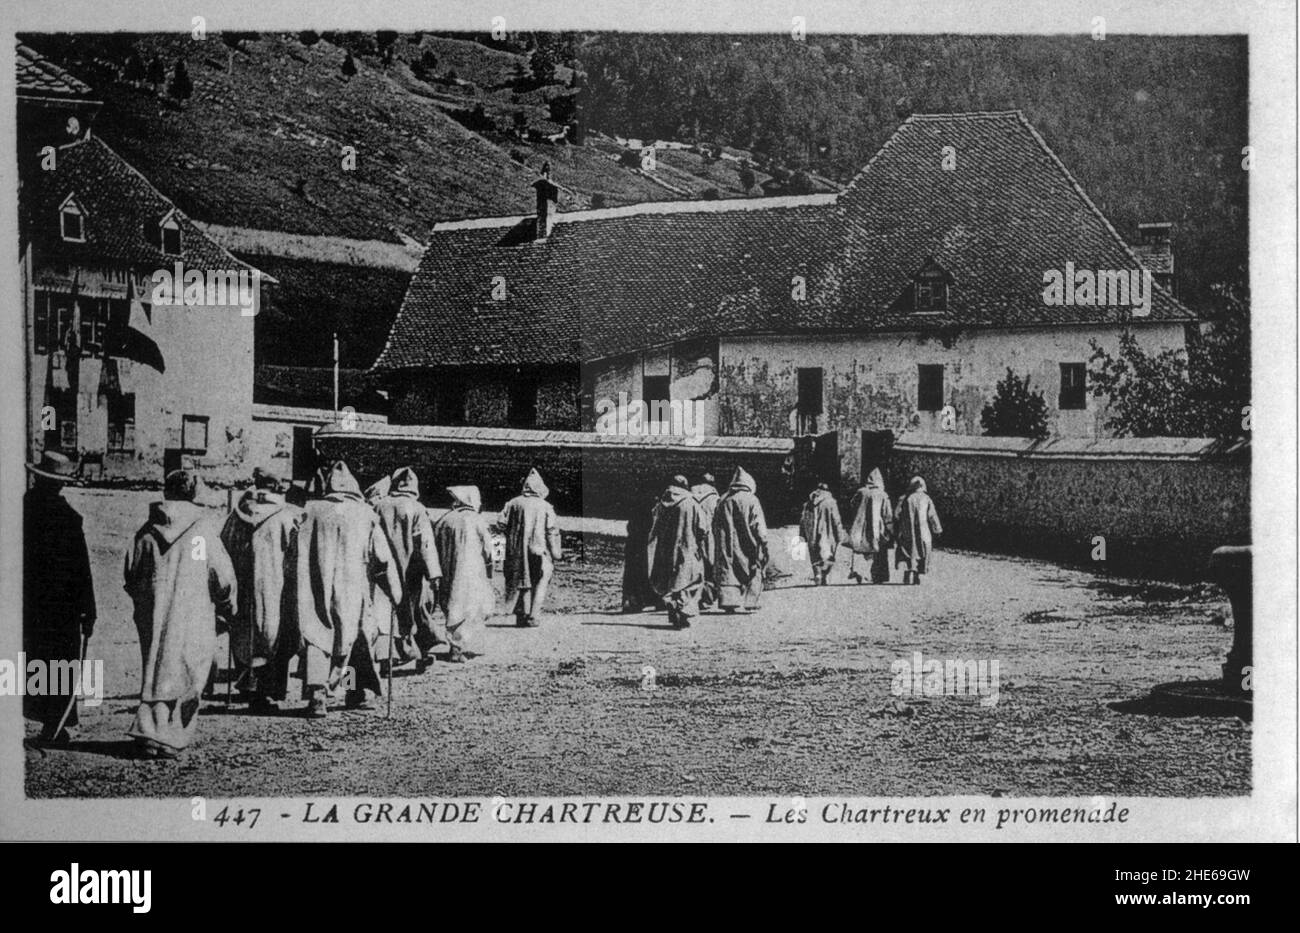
(121, 274, 166, 373)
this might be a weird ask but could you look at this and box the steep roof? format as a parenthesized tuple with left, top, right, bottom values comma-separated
(21, 135, 260, 277)
(376, 111, 1194, 372)
(16, 43, 96, 100)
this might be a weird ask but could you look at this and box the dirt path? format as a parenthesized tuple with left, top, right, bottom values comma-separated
(24, 489, 1248, 798)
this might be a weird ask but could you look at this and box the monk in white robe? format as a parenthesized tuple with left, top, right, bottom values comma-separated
(800, 483, 845, 585)
(894, 476, 943, 585)
(373, 467, 442, 664)
(648, 475, 709, 629)
(220, 469, 303, 708)
(847, 469, 894, 584)
(296, 461, 401, 717)
(712, 467, 770, 612)
(432, 486, 496, 661)
(690, 473, 720, 608)
(124, 470, 236, 757)
(500, 469, 562, 627)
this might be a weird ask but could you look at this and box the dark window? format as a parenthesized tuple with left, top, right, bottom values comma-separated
(1059, 363, 1087, 410)
(108, 393, 135, 452)
(439, 382, 467, 425)
(79, 300, 107, 358)
(642, 374, 670, 405)
(796, 367, 823, 434)
(292, 426, 315, 480)
(508, 380, 537, 427)
(60, 200, 85, 242)
(161, 219, 182, 255)
(33, 294, 50, 354)
(914, 280, 947, 312)
(918, 364, 944, 412)
(44, 388, 74, 452)
(181, 414, 209, 454)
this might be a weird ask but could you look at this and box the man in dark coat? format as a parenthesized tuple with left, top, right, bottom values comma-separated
(647, 475, 709, 629)
(24, 452, 96, 746)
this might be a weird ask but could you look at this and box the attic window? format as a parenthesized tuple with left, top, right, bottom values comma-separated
(160, 212, 182, 255)
(59, 195, 86, 243)
(911, 257, 952, 313)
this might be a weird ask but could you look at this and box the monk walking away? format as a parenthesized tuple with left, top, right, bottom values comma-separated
(124, 469, 237, 758)
(296, 461, 402, 718)
(621, 481, 660, 613)
(800, 482, 846, 586)
(23, 452, 96, 747)
(372, 467, 442, 665)
(847, 469, 894, 584)
(432, 486, 496, 661)
(690, 473, 720, 608)
(220, 468, 303, 711)
(647, 474, 709, 629)
(500, 468, 562, 628)
(894, 476, 943, 585)
(713, 467, 770, 613)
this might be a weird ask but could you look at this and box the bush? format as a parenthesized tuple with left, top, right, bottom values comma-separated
(341, 51, 357, 78)
(167, 59, 193, 101)
(981, 369, 1049, 438)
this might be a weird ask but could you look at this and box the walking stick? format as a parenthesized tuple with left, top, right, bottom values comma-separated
(51, 631, 88, 739)
(386, 609, 394, 718)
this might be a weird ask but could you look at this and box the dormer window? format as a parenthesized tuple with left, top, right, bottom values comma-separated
(59, 195, 86, 243)
(911, 257, 953, 313)
(159, 211, 182, 255)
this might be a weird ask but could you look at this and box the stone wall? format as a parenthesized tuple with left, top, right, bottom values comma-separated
(316, 424, 798, 520)
(887, 433, 1250, 579)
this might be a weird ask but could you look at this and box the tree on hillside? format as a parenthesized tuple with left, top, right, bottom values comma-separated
(221, 32, 258, 74)
(376, 31, 398, 66)
(738, 164, 757, 191)
(146, 56, 165, 88)
(981, 369, 1049, 438)
(341, 50, 357, 78)
(530, 45, 557, 87)
(299, 31, 320, 46)
(124, 53, 146, 83)
(168, 58, 193, 102)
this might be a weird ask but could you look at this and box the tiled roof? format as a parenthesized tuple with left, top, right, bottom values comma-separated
(21, 135, 259, 276)
(376, 111, 1195, 371)
(16, 43, 95, 99)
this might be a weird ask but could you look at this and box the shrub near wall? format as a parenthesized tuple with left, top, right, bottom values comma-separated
(888, 433, 1249, 580)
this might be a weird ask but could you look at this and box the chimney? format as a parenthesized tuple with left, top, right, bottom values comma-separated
(532, 161, 559, 240)
(1133, 222, 1174, 296)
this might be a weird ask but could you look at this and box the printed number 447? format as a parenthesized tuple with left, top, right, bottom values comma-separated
(213, 806, 260, 828)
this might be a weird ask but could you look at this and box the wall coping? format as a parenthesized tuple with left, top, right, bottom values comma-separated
(253, 404, 389, 426)
(317, 422, 794, 455)
(894, 431, 1249, 461)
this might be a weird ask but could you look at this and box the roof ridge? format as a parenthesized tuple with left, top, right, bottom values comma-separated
(1014, 112, 1190, 314)
(431, 193, 839, 232)
(907, 110, 1025, 120)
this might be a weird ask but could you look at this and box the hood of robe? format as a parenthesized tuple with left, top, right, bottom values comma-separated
(691, 483, 719, 502)
(658, 483, 692, 507)
(364, 475, 391, 504)
(865, 468, 886, 491)
(233, 489, 287, 525)
(324, 461, 363, 501)
(390, 466, 420, 498)
(521, 468, 549, 499)
(145, 500, 205, 550)
(807, 486, 834, 507)
(907, 476, 927, 494)
(447, 485, 482, 512)
(728, 466, 757, 494)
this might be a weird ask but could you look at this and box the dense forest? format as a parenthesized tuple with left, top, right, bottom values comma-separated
(572, 33, 1249, 310)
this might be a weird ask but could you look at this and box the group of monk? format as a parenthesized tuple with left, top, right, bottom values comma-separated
(624, 467, 772, 629)
(622, 466, 944, 631)
(24, 452, 561, 758)
(799, 470, 944, 587)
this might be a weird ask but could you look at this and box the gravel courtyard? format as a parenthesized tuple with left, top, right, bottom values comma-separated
(23, 487, 1249, 798)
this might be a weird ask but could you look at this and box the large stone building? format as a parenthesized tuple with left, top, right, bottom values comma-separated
(18, 44, 266, 483)
(375, 111, 1194, 480)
